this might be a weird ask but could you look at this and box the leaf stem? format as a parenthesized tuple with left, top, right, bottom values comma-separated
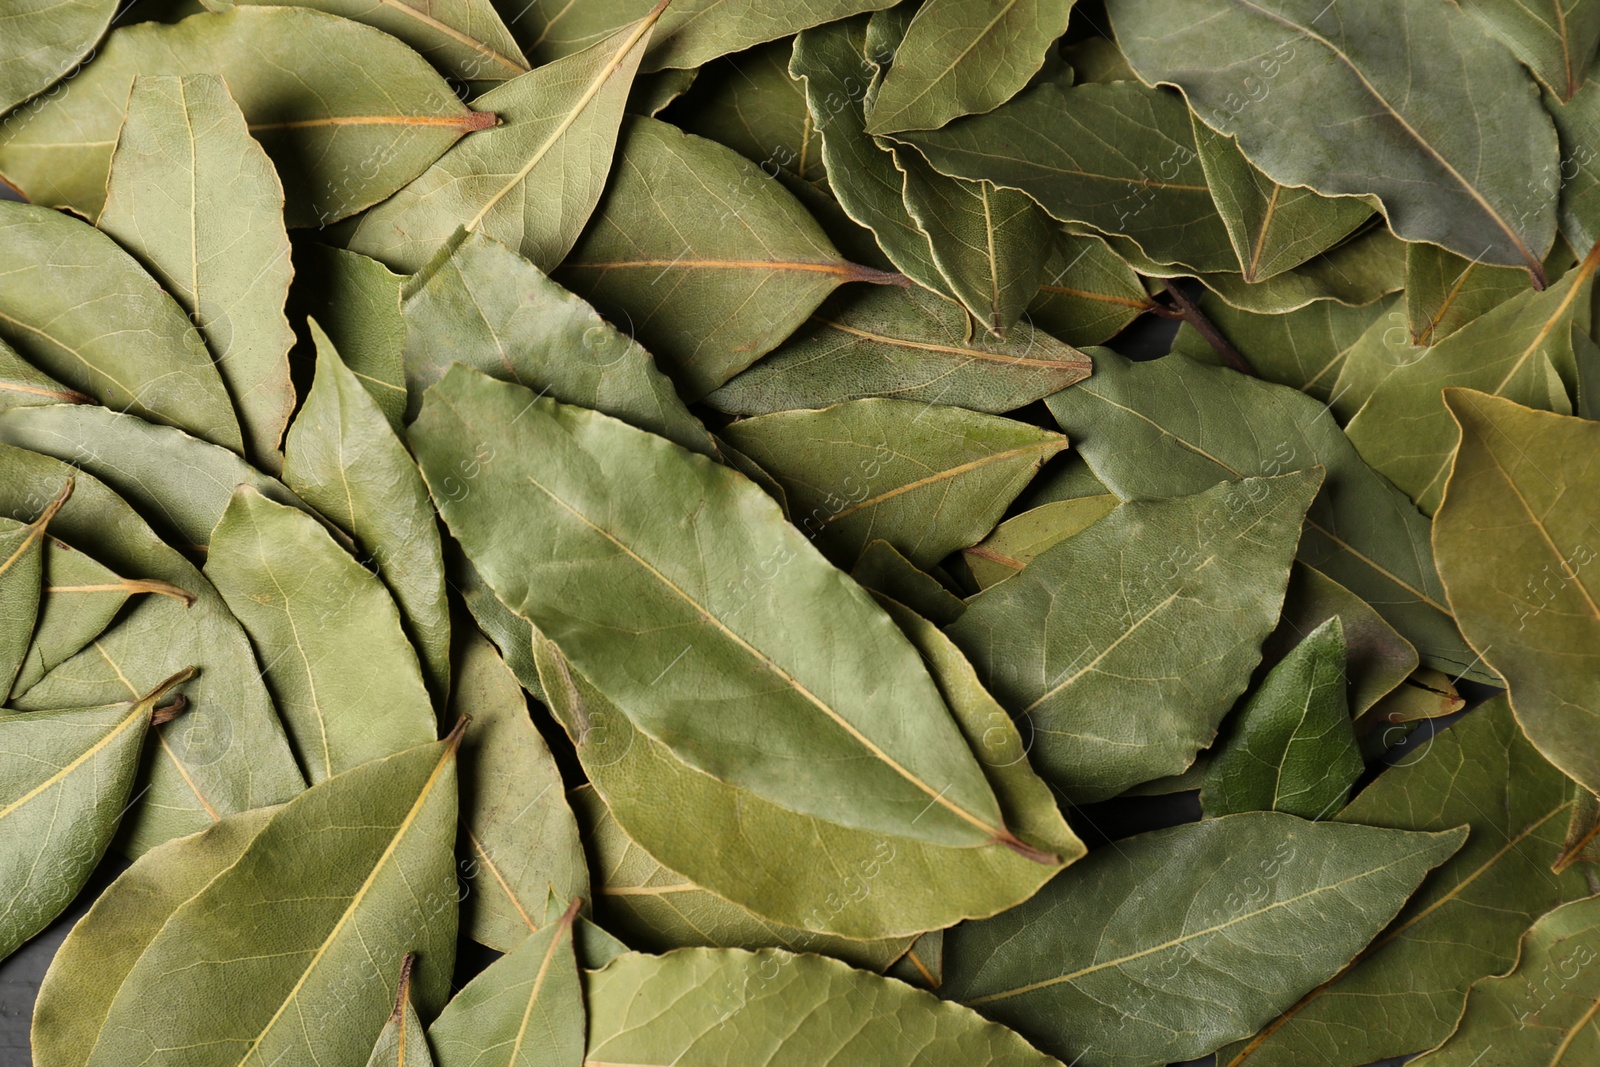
(1159, 280, 1255, 377)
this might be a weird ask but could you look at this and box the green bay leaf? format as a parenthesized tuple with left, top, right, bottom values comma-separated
(365, 956, 435, 1067)
(0, 0, 115, 115)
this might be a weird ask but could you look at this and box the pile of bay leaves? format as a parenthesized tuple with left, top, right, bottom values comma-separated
(2, 0, 1599, 1064)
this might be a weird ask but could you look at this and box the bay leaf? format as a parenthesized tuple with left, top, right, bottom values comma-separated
(0, 668, 193, 960)
(790, 16, 954, 302)
(0, 8, 493, 226)
(451, 626, 586, 953)
(1346, 243, 1596, 514)
(507, 0, 897, 71)
(704, 283, 1091, 415)
(1103, 0, 1559, 275)
(1406, 893, 1600, 1065)
(345, 10, 660, 274)
(1358, 668, 1466, 734)
(1406, 241, 1541, 346)
(1548, 78, 1600, 253)
(0, 0, 115, 115)
(528, 583, 1080, 939)
(0, 444, 304, 854)
(82, 733, 462, 1067)
(284, 322, 451, 703)
(366, 956, 434, 1067)
(13, 536, 194, 698)
(412, 366, 1021, 855)
(0, 202, 241, 452)
(865, 0, 1074, 135)
(1459, 0, 1600, 102)
(1190, 119, 1371, 282)
(99, 74, 296, 473)
(207, 0, 529, 85)
(673, 39, 825, 186)
(584, 947, 1065, 1066)
(557, 116, 891, 398)
(205, 485, 436, 783)
(1267, 562, 1418, 720)
(0, 336, 89, 414)
(1025, 230, 1154, 346)
(719, 398, 1068, 569)
(400, 230, 714, 455)
(574, 787, 913, 970)
(903, 80, 1238, 273)
(427, 899, 584, 1067)
(290, 242, 408, 433)
(30, 806, 276, 1067)
(0, 403, 309, 554)
(946, 473, 1317, 802)
(627, 66, 697, 116)
(0, 479, 68, 699)
(1201, 618, 1361, 819)
(887, 928, 944, 989)
(941, 812, 1466, 1067)
(449, 547, 544, 703)
(850, 539, 967, 627)
(1433, 389, 1600, 795)
(1044, 349, 1483, 679)
(1218, 696, 1596, 1067)
(960, 493, 1119, 590)
(1169, 291, 1395, 401)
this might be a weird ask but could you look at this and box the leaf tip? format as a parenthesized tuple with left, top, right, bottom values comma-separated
(995, 831, 1058, 866)
(390, 953, 416, 1021)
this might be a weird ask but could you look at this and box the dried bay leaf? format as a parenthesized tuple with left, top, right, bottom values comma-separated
(0, 481, 68, 700)
(851, 539, 967, 627)
(0, 0, 116, 116)
(0, 337, 88, 415)
(718, 399, 1068, 569)
(1025, 230, 1154, 346)
(1104, 0, 1559, 275)
(290, 242, 408, 433)
(401, 230, 714, 455)
(1218, 697, 1597, 1067)
(946, 473, 1317, 802)
(205, 486, 436, 783)
(450, 627, 586, 953)
(1433, 390, 1600, 795)
(583, 947, 1066, 1066)
(557, 116, 890, 398)
(0, 444, 304, 854)
(206, 0, 529, 85)
(941, 813, 1466, 1067)
(1201, 618, 1361, 819)
(0, 203, 241, 453)
(704, 284, 1091, 415)
(1405, 241, 1542, 347)
(366, 956, 434, 1067)
(1458, 0, 1600, 102)
(960, 494, 1120, 590)
(865, 0, 1075, 135)
(345, 10, 660, 274)
(427, 900, 584, 1067)
(81, 734, 463, 1067)
(449, 548, 544, 703)
(412, 366, 1020, 856)
(575, 788, 913, 970)
(1345, 245, 1598, 514)
(887, 929, 944, 989)
(99, 74, 296, 474)
(284, 324, 451, 703)
(0, 8, 492, 226)
(30, 807, 276, 1067)
(903, 80, 1238, 273)
(672, 39, 825, 186)
(0, 671, 194, 961)
(1045, 350, 1483, 679)
(526, 575, 1079, 939)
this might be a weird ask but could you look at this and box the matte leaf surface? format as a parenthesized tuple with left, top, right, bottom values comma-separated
(1459, 0, 1600, 102)
(673, 40, 825, 186)
(584, 947, 1067, 1066)
(942, 813, 1466, 1067)
(0, 8, 491, 226)
(0, 0, 115, 115)
(1104, 0, 1559, 274)
(947, 473, 1316, 802)
(1045, 350, 1482, 678)
(291, 243, 408, 432)
(366, 957, 434, 1067)
(1433, 390, 1600, 795)
(960, 494, 1119, 590)
(719, 399, 1068, 568)
(558, 116, 884, 398)
(284, 324, 451, 703)
(82, 735, 461, 1067)
(205, 486, 436, 783)
(1218, 697, 1596, 1067)
(1405, 242, 1535, 347)
(1201, 617, 1361, 819)
(705, 284, 1091, 415)
(99, 74, 296, 473)
(1026, 230, 1154, 345)
(0, 481, 66, 700)
(0, 203, 241, 452)
(346, 10, 659, 274)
